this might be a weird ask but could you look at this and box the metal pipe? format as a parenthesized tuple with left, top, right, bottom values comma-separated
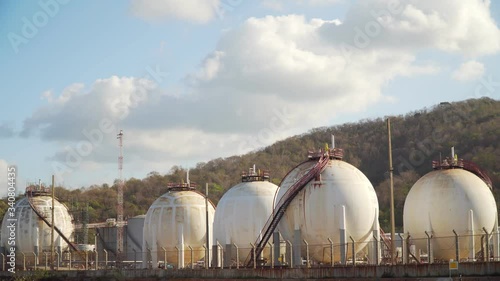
(327, 238, 334, 267)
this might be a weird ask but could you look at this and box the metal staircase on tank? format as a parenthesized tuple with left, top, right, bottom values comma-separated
(25, 187, 83, 258)
(244, 149, 335, 268)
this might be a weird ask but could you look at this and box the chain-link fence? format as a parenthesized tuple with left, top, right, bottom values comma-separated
(2, 231, 499, 271)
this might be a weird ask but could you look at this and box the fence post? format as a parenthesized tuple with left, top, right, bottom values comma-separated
(398, 233, 405, 265)
(85, 251, 88, 270)
(233, 243, 239, 269)
(94, 249, 98, 270)
(188, 246, 193, 269)
(55, 251, 59, 270)
(250, 243, 256, 269)
(286, 240, 293, 268)
(161, 247, 167, 270)
(424, 231, 433, 264)
(349, 236, 355, 267)
(452, 230, 460, 262)
(483, 227, 490, 262)
(268, 242, 273, 269)
(103, 249, 108, 270)
(202, 245, 208, 269)
(303, 239, 310, 268)
(175, 246, 180, 268)
(327, 238, 334, 267)
(32, 252, 37, 270)
(217, 242, 224, 269)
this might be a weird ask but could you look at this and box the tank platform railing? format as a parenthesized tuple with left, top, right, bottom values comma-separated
(241, 170, 270, 182)
(167, 182, 197, 191)
(245, 151, 330, 267)
(308, 148, 344, 160)
(432, 158, 493, 189)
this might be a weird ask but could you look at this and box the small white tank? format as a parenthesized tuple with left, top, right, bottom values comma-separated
(276, 149, 379, 264)
(0, 186, 74, 265)
(143, 183, 215, 268)
(213, 167, 278, 266)
(404, 159, 497, 260)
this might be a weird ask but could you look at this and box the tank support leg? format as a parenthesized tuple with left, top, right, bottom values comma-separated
(469, 209, 475, 261)
(339, 205, 347, 265)
(493, 213, 499, 261)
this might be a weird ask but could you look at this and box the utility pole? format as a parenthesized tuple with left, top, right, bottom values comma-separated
(117, 130, 124, 260)
(51, 175, 55, 270)
(387, 118, 396, 265)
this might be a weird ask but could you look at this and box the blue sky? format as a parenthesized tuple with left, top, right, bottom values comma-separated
(1, 0, 500, 196)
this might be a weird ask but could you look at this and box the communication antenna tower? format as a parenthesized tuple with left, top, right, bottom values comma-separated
(117, 130, 124, 257)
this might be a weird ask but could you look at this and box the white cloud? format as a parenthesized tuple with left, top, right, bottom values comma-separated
(319, 0, 500, 57)
(130, 0, 220, 24)
(452, 60, 485, 81)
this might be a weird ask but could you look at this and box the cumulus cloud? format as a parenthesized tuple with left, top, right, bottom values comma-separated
(130, 0, 221, 23)
(21, 0, 500, 183)
(319, 0, 500, 57)
(452, 60, 485, 81)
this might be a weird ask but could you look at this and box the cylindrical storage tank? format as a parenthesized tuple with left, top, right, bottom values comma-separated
(143, 184, 215, 269)
(126, 215, 145, 261)
(0, 188, 74, 266)
(403, 163, 497, 261)
(276, 149, 379, 265)
(213, 167, 278, 267)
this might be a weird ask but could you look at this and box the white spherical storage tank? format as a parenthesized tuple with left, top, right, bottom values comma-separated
(143, 183, 215, 269)
(0, 189, 74, 265)
(213, 167, 278, 267)
(403, 161, 498, 261)
(276, 149, 379, 265)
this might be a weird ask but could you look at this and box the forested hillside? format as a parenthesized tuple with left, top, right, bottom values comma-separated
(2, 98, 499, 232)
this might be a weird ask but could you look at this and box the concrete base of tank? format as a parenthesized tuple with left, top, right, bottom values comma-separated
(4, 262, 500, 280)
